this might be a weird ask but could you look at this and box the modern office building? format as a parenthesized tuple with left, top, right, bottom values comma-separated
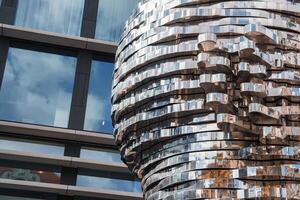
(0, 0, 142, 200)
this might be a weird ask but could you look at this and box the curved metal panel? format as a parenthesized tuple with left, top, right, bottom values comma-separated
(112, 0, 300, 199)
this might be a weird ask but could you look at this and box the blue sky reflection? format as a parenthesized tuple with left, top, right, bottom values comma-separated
(77, 175, 141, 193)
(0, 137, 64, 156)
(95, 0, 139, 42)
(0, 48, 76, 127)
(15, 0, 84, 36)
(81, 147, 122, 163)
(84, 60, 114, 134)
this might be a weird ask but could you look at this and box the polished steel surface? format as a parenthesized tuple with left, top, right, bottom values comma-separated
(112, 0, 300, 199)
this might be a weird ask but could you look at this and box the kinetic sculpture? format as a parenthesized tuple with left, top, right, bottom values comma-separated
(112, 0, 300, 199)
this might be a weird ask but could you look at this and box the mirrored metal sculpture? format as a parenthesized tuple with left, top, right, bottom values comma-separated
(112, 0, 300, 199)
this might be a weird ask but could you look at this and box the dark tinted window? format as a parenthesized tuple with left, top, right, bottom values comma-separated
(0, 196, 44, 200)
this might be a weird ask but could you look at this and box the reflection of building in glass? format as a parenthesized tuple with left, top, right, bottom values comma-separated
(0, 0, 141, 200)
(113, 1, 300, 199)
(0, 167, 60, 184)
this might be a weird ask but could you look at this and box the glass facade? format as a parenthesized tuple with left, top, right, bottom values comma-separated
(0, 196, 43, 200)
(84, 60, 114, 133)
(14, 0, 84, 36)
(80, 147, 121, 163)
(0, 137, 64, 156)
(77, 175, 141, 192)
(0, 0, 141, 199)
(0, 166, 60, 184)
(0, 48, 76, 127)
(95, 0, 139, 42)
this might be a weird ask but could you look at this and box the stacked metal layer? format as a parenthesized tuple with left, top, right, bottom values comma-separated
(112, 0, 300, 199)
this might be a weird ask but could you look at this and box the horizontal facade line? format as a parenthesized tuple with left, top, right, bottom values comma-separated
(0, 149, 131, 175)
(0, 178, 143, 200)
(0, 120, 117, 148)
(0, 23, 118, 54)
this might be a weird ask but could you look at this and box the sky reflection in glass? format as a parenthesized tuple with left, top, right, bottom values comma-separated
(77, 175, 141, 192)
(0, 137, 64, 156)
(15, 0, 84, 36)
(84, 60, 114, 134)
(0, 48, 76, 127)
(95, 0, 139, 42)
(81, 147, 122, 163)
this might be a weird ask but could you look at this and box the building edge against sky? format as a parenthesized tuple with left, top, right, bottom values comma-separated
(0, 0, 142, 200)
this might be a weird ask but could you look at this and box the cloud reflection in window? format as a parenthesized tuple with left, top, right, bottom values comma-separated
(84, 60, 114, 134)
(0, 48, 76, 127)
(14, 0, 84, 36)
(95, 0, 139, 42)
(77, 175, 141, 193)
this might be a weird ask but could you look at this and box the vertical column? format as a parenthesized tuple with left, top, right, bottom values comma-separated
(68, 0, 99, 132)
(68, 51, 92, 130)
(59, 1, 99, 200)
(0, 38, 9, 89)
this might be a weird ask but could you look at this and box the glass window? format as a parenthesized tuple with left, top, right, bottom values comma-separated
(0, 196, 44, 200)
(80, 147, 121, 163)
(0, 0, 3, 7)
(0, 47, 76, 127)
(95, 0, 139, 42)
(0, 137, 64, 156)
(0, 167, 60, 184)
(14, 0, 84, 36)
(84, 60, 114, 134)
(77, 175, 141, 193)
